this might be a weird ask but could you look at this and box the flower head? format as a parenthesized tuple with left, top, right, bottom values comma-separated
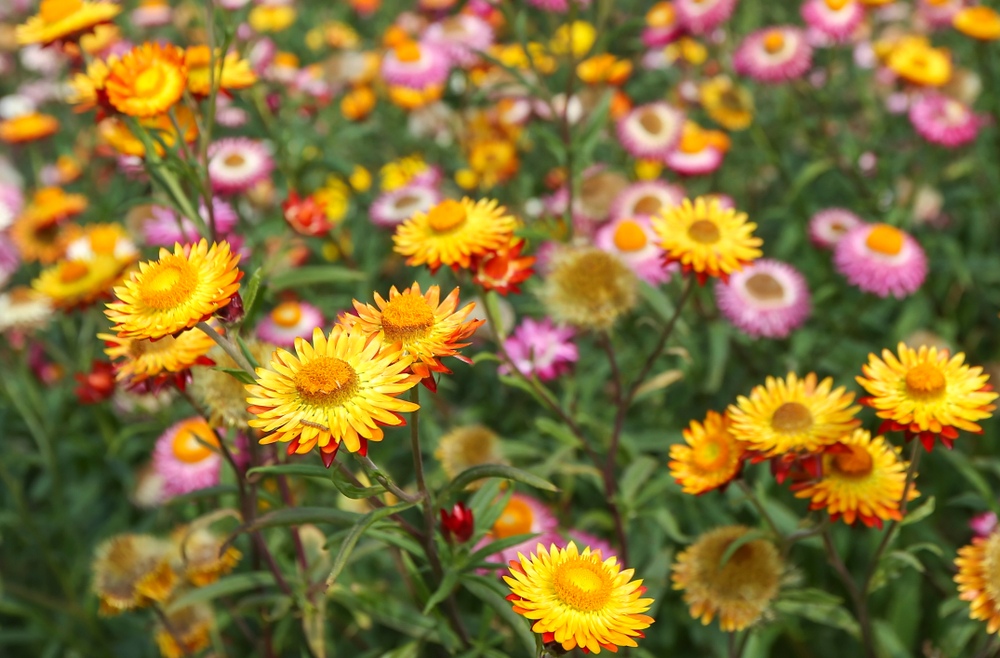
(954, 6, 1000, 41)
(207, 138, 275, 195)
(152, 417, 222, 498)
(106, 42, 187, 117)
(32, 255, 126, 309)
(92, 533, 177, 615)
(0, 112, 59, 143)
(191, 340, 275, 427)
(801, 0, 864, 43)
(616, 102, 684, 159)
(370, 184, 442, 228)
(154, 604, 213, 658)
(909, 93, 984, 148)
(611, 180, 685, 221)
(734, 26, 813, 84)
(504, 542, 654, 654)
(672, 525, 782, 631)
(172, 524, 241, 586)
(256, 299, 324, 348)
(100, 326, 216, 386)
(381, 40, 451, 90)
(669, 411, 747, 495)
(17, 0, 121, 46)
(665, 122, 730, 176)
(500, 317, 578, 382)
(856, 343, 998, 450)
(700, 76, 755, 131)
(472, 239, 535, 295)
(434, 424, 507, 483)
(441, 502, 475, 543)
(675, 0, 738, 34)
(833, 223, 927, 299)
(715, 259, 811, 339)
(955, 530, 1000, 634)
(539, 247, 638, 331)
(185, 46, 257, 96)
(886, 37, 951, 87)
(808, 208, 864, 249)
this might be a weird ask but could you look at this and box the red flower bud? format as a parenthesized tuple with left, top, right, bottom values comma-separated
(74, 360, 117, 404)
(283, 191, 333, 237)
(440, 502, 474, 543)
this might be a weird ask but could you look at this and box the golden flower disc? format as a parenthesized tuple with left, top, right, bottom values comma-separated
(553, 558, 613, 612)
(956, 531, 1000, 634)
(669, 411, 746, 495)
(106, 43, 187, 117)
(171, 419, 219, 463)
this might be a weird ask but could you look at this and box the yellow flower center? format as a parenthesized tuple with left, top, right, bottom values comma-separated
(271, 301, 302, 328)
(493, 497, 534, 539)
(824, 0, 850, 10)
(679, 125, 710, 154)
(224, 153, 246, 168)
(59, 260, 91, 284)
(171, 420, 219, 463)
(90, 226, 120, 255)
(905, 363, 946, 395)
(687, 219, 721, 244)
(864, 224, 904, 256)
(830, 444, 873, 477)
(763, 30, 786, 54)
(427, 199, 468, 233)
(381, 293, 435, 342)
(134, 66, 166, 98)
(634, 194, 662, 215)
(139, 256, 198, 310)
(637, 108, 664, 135)
(613, 220, 648, 252)
(553, 557, 613, 612)
(692, 435, 731, 471)
(394, 41, 422, 63)
(40, 0, 82, 23)
(771, 402, 814, 433)
(744, 273, 785, 301)
(294, 356, 358, 406)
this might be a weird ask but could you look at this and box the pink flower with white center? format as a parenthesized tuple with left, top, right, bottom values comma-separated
(473, 493, 560, 574)
(834, 223, 927, 298)
(909, 93, 984, 148)
(595, 215, 673, 285)
(801, 0, 865, 43)
(381, 41, 451, 90)
(215, 96, 249, 128)
(675, 0, 738, 34)
(370, 184, 442, 228)
(424, 14, 494, 67)
(616, 102, 685, 159)
(715, 259, 811, 339)
(256, 299, 324, 348)
(525, 0, 591, 13)
(734, 26, 813, 84)
(916, 0, 965, 28)
(611, 180, 685, 221)
(971, 512, 998, 538)
(409, 164, 444, 188)
(144, 200, 239, 246)
(207, 138, 275, 195)
(152, 417, 222, 498)
(664, 130, 726, 176)
(500, 317, 578, 382)
(809, 208, 864, 249)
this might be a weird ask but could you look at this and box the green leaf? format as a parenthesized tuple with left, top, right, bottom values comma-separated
(233, 507, 359, 540)
(719, 529, 770, 568)
(165, 484, 238, 505)
(326, 501, 419, 588)
(245, 463, 333, 480)
(330, 467, 387, 499)
(270, 265, 365, 291)
(240, 268, 265, 327)
(439, 464, 558, 502)
(464, 575, 536, 657)
(774, 590, 860, 638)
(619, 456, 657, 504)
(212, 366, 256, 385)
(423, 568, 462, 615)
(166, 572, 276, 612)
(901, 495, 935, 526)
(464, 533, 538, 569)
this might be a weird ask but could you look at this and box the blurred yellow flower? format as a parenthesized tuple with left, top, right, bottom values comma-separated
(0, 112, 59, 143)
(550, 21, 597, 59)
(954, 7, 1000, 41)
(700, 75, 754, 131)
(380, 154, 429, 191)
(349, 165, 372, 192)
(16, 0, 121, 46)
(315, 177, 351, 223)
(184, 46, 257, 96)
(886, 37, 951, 87)
(248, 4, 297, 33)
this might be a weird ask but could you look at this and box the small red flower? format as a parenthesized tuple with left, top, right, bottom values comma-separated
(440, 502, 474, 543)
(75, 360, 117, 404)
(473, 239, 535, 295)
(283, 191, 333, 237)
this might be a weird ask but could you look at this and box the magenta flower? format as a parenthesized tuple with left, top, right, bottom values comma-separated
(616, 102, 685, 160)
(595, 215, 673, 285)
(207, 138, 275, 195)
(834, 223, 927, 298)
(715, 259, 811, 339)
(525, 0, 592, 13)
(424, 14, 494, 68)
(734, 26, 813, 84)
(381, 41, 451, 90)
(256, 299, 324, 348)
(909, 93, 984, 149)
(369, 184, 441, 228)
(152, 418, 222, 499)
(801, 0, 864, 43)
(971, 512, 998, 538)
(500, 317, 578, 382)
(675, 0, 738, 34)
(611, 180, 685, 221)
(809, 208, 864, 249)
(144, 199, 238, 246)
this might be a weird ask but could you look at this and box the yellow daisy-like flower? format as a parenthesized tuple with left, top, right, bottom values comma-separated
(10, 216, 76, 266)
(954, 7, 1000, 41)
(380, 154, 429, 191)
(0, 113, 59, 144)
(18, 185, 88, 226)
(672, 525, 782, 632)
(791, 429, 918, 528)
(246, 326, 421, 461)
(955, 530, 1000, 634)
(652, 196, 763, 285)
(393, 197, 517, 273)
(32, 256, 126, 309)
(345, 282, 484, 383)
(504, 542, 655, 654)
(248, 4, 297, 32)
(105, 240, 242, 341)
(98, 106, 199, 157)
(669, 411, 747, 495)
(856, 342, 998, 450)
(91, 533, 177, 615)
(886, 36, 951, 87)
(173, 525, 241, 587)
(106, 42, 188, 117)
(99, 326, 216, 384)
(727, 372, 861, 458)
(184, 46, 258, 97)
(435, 424, 508, 484)
(700, 75, 755, 131)
(16, 0, 121, 46)
(154, 604, 213, 658)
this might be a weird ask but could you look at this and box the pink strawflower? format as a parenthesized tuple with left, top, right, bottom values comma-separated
(643, 25, 682, 48)
(909, 93, 984, 148)
(0, 181, 23, 231)
(675, 0, 738, 34)
(971, 511, 998, 538)
(809, 208, 864, 249)
(132, 2, 172, 27)
(801, 0, 864, 43)
(473, 493, 559, 573)
(500, 317, 578, 382)
(0, 234, 18, 289)
(215, 96, 249, 128)
(152, 417, 223, 498)
(207, 138, 275, 195)
(381, 41, 451, 90)
(916, 0, 965, 28)
(256, 299, 324, 348)
(144, 200, 238, 246)
(525, 0, 591, 13)
(734, 26, 813, 83)
(715, 259, 811, 339)
(611, 180, 685, 221)
(595, 215, 672, 285)
(616, 102, 685, 160)
(665, 141, 726, 176)
(370, 184, 442, 228)
(424, 14, 493, 67)
(834, 223, 927, 298)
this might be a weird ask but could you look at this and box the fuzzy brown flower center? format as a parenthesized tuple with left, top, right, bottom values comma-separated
(638, 108, 663, 134)
(634, 194, 662, 216)
(294, 356, 358, 406)
(688, 219, 721, 244)
(771, 402, 813, 433)
(831, 444, 873, 477)
(223, 153, 246, 168)
(744, 273, 785, 301)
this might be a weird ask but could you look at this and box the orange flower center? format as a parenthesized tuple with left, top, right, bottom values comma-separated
(40, 0, 82, 23)
(679, 125, 710, 154)
(692, 435, 731, 471)
(90, 227, 120, 255)
(831, 444, 873, 476)
(905, 363, 946, 395)
(771, 402, 814, 433)
(133, 66, 166, 98)
(171, 420, 219, 463)
(637, 108, 663, 134)
(492, 497, 534, 538)
(634, 194, 662, 215)
(864, 224, 904, 256)
(394, 41, 422, 63)
(745, 273, 785, 301)
(824, 0, 850, 10)
(224, 153, 246, 167)
(687, 219, 721, 244)
(59, 260, 91, 283)
(553, 557, 613, 612)
(294, 356, 358, 406)
(271, 301, 302, 328)
(926, 0, 948, 4)
(647, 3, 676, 28)
(139, 256, 198, 310)
(763, 30, 786, 54)
(381, 293, 435, 342)
(427, 199, 467, 233)
(613, 220, 648, 252)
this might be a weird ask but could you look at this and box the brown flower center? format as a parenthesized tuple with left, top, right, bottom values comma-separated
(393, 194, 420, 211)
(638, 108, 663, 134)
(831, 444, 873, 476)
(905, 363, 946, 395)
(744, 273, 785, 301)
(294, 356, 358, 406)
(427, 199, 467, 233)
(139, 256, 198, 310)
(864, 224, 904, 256)
(381, 292, 435, 342)
(633, 194, 662, 216)
(223, 153, 246, 168)
(613, 220, 648, 252)
(771, 402, 814, 433)
(553, 557, 613, 612)
(688, 219, 721, 244)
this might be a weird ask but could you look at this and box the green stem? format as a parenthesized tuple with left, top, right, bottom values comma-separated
(196, 321, 255, 374)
